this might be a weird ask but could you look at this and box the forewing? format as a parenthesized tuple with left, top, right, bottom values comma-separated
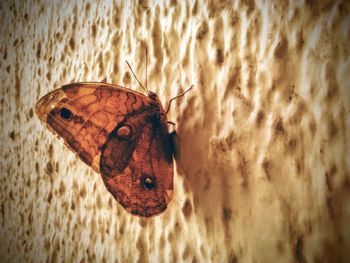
(35, 82, 151, 171)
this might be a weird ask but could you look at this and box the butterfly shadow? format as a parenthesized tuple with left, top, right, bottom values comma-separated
(171, 94, 243, 234)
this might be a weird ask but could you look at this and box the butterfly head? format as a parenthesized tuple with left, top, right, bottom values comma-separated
(147, 91, 158, 100)
(147, 91, 168, 118)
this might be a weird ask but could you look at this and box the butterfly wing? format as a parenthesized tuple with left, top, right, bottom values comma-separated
(35, 82, 173, 217)
(35, 82, 153, 171)
(100, 112, 173, 217)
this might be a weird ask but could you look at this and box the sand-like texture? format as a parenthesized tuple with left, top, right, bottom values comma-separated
(0, 0, 349, 262)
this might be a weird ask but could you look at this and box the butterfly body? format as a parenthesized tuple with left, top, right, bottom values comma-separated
(36, 82, 173, 217)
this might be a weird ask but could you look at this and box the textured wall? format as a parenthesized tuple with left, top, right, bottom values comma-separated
(1, 0, 350, 262)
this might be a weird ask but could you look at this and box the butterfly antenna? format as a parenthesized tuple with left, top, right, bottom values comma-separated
(166, 85, 194, 114)
(126, 60, 148, 94)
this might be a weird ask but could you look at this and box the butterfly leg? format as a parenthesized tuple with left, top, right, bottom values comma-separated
(169, 131, 178, 159)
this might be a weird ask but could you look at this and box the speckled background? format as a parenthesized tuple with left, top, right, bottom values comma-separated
(0, 0, 349, 262)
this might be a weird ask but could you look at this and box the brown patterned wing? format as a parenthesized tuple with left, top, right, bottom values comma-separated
(100, 107, 174, 217)
(36, 82, 173, 217)
(35, 82, 152, 172)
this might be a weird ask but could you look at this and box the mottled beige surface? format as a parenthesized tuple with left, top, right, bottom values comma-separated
(1, 0, 350, 262)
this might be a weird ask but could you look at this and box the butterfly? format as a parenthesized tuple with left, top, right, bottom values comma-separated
(35, 62, 192, 217)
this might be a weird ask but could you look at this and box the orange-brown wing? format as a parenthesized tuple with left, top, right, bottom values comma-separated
(35, 82, 152, 171)
(100, 113, 173, 217)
